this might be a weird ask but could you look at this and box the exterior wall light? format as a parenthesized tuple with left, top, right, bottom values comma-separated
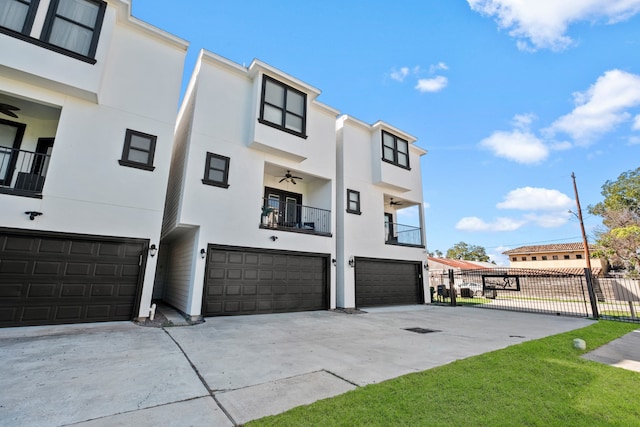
(25, 211, 42, 220)
(200, 248, 206, 259)
(149, 244, 157, 257)
(348, 256, 355, 268)
(270, 235, 278, 241)
(332, 258, 337, 266)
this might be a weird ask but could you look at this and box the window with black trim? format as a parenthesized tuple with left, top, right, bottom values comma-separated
(119, 129, 156, 171)
(381, 130, 410, 169)
(259, 75, 307, 137)
(542, 256, 548, 260)
(41, 0, 106, 58)
(346, 189, 361, 215)
(202, 152, 230, 188)
(576, 254, 583, 259)
(0, 0, 40, 34)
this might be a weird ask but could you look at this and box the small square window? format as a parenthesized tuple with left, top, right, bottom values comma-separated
(564, 255, 570, 260)
(119, 129, 156, 171)
(521, 257, 527, 261)
(542, 256, 548, 260)
(346, 189, 361, 215)
(532, 256, 537, 261)
(511, 257, 517, 262)
(202, 152, 230, 188)
(576, 254, 583, 259)
(552, 255, 558, 260)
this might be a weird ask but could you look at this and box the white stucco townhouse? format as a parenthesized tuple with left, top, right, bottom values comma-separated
(336, 116, 429, 308)
(156, 50, 339, 319)
(0, 0, 188, 327)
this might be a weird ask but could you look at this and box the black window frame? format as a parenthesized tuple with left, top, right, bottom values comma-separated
(0, 0, 40, 34)
(576, 254, 583, 259)
(346, 189, 361, 215)
(40, 0, 106, 59)
(119, 129, 157, 171)
(202, 152, 230, 188)
(381, 130, 410, 170)
(542, 256, 548, 260)
(258, 75, 307, 139)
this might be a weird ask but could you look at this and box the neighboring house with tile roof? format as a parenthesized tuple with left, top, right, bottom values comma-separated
(502, 243, 607, 276)
(425, 257, 494, 288)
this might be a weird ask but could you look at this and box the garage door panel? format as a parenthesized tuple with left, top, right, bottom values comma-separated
(203, 248, 327, 316)
(0, 230, 144, 327)
(28, 283, 58, 298)
(355, 259, 422, 307)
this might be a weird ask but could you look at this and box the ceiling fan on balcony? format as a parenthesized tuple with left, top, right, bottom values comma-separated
(0, 103, 20, 118)
(278, 170, 303, 185)
(388, 198, 403, 206)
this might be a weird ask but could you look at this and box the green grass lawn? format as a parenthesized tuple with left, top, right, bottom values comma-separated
(247, 321, 640, 426)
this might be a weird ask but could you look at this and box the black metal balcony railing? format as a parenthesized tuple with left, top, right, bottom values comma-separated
(260, 200, 331, 236)
(0, 147, 50, 195)
(385, 222, 423, 247)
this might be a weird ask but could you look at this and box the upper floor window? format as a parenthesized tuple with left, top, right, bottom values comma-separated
(382, 130, 410, 169)
(542, 256, 548, 260)
(564, 255, 570, 260)
(531, 256, 537, 261)
(521, 257, 527, 261)
(119, 129, 156, 171)
(576, 254, 583, 259)
(259, 75, 307, 138)
(511, 257, 516, 262)
(202, 152, 230, 188)
(346, 189, 361, 215)
(0, 0, 39, 34)
(552, 255, 558, 260)
(42, 0, 106, 57)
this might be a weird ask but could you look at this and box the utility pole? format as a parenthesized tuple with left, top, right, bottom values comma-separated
(571, 172, 592, 270)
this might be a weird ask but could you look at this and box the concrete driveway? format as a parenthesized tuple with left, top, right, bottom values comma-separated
(0, 305, 594, 426)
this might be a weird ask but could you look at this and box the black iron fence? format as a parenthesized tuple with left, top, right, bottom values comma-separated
(0, 147, 50, 195)
(260, 199, 331, 236)
(429, 267, 640, 324)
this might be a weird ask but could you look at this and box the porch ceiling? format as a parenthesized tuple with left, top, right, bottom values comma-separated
(0, 92, 60, 121)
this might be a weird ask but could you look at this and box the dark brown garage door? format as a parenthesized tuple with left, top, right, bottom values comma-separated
(355, 258, 423, 307)
(0, 229, 146, 327)
(203, 246, 328, 316)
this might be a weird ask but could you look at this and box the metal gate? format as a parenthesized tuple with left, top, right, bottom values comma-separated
(429, 267, 640, 324)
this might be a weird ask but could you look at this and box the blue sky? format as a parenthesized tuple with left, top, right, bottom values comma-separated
(132, 1, 640, 264)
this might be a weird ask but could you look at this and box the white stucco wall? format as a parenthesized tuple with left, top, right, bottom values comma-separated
(0, 0, 188, 319)
(164, 51, 339, 316)
(336, 115, 428, 308)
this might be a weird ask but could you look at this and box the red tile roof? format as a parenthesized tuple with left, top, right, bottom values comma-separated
(502, 243, 594, 255)
(427, 257, 490, 270)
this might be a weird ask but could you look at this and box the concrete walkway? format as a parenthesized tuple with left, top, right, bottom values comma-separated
(0, 305, 609, 426)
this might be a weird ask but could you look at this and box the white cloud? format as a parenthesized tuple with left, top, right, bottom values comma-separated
(415, 76, 448, 93)
(512, 113, 536, 130)
(497, 187, 573, 211)
(629, 136, 640, 145)
(429, 62, 449, 73)
(523, 212, 572, 228)
(479, 129, 548, 164)
(547, 69, 640, 144)
(467, 0, 640, 51)
(456, 216, 526, 232)
(633, 114, 640, 130)
(390, 67, 410, 82)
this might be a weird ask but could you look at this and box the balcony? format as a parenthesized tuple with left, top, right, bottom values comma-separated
(0, 147, 50, 197)
(260, 198, 332, 237)
(385, 222, 424, 247)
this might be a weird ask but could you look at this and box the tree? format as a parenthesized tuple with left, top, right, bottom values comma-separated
(446, 241, 490, 262)
(588, 167, 640, 276)
(427, 249, 444, 257)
